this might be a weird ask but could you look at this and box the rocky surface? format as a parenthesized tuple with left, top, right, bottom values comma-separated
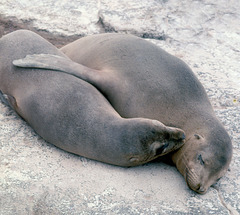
(0, 0, 239, 214)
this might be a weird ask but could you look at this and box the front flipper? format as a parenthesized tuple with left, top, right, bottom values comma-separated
(13, 54, 103, 86)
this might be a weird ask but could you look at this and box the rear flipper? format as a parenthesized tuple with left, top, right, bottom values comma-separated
(0, 91, 17, 110)
(0, 90, 8, 106)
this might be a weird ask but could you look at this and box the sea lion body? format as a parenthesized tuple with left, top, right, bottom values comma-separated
(60, 34, 211, 126)
(13, 33, 233, 193)
(59, 34, 232, 193)
(21, 33, 232, 194)
(0, 30, 185, 166)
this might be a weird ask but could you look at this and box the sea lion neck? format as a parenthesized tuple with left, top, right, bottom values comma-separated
(181, 110, 218, 139)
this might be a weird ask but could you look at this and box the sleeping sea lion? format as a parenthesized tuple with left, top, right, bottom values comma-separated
(14, 33, 233, 193)
(0, 30, 185, 167)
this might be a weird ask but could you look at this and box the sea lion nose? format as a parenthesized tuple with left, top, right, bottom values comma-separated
(197, 185, 206, 194)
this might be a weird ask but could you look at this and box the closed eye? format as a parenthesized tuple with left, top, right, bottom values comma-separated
(197, 154, 205, 165)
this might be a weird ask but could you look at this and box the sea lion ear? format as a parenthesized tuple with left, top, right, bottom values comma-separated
(194, 134, 204, 140)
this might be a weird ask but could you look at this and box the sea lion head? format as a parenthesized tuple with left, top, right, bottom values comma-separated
(172, 123, 232, 194)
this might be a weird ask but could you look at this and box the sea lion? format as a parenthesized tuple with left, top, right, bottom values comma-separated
(0, 30, 185, 167)
(15, 33, 233, 194)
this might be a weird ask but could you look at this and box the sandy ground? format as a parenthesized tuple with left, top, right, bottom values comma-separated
(0, 0, 240, 214)
(0, 15, 79, 48)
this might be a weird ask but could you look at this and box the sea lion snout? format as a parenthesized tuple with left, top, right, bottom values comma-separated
(196, 186, 207, 194)
(178, 128, 233, 194)
(185, 167, 207, 194)
(152, 122, 186, 155)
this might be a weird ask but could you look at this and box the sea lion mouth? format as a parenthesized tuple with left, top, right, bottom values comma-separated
(185, 168, 206, 194)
